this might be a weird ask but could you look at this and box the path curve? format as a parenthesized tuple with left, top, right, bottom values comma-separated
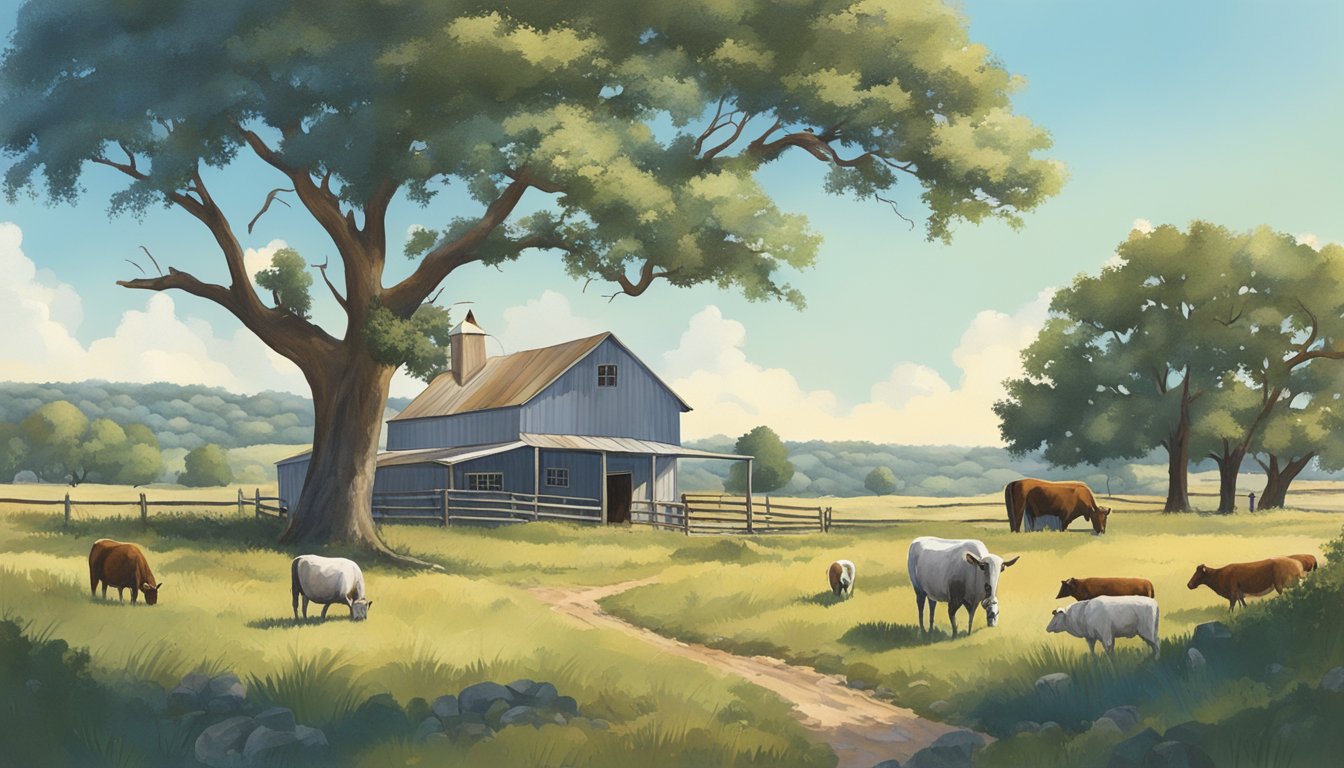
(529, 578, 977, 768)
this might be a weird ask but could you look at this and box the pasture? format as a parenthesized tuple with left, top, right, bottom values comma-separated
(0, 483, 1341, 766)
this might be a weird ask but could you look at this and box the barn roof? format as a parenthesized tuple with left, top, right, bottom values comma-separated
(278, 434, 747, 469)
(390, 332, 690, 421)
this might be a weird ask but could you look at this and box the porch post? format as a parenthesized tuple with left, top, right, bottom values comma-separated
(533, 446, 541, 519)
(650, 454, 657, 526)
(745, 457, 754, 534)
(600, 451, 609, 524)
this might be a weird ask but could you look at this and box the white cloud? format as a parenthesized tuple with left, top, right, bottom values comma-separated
(1131, 218, 1155, 234)
(243, 239, 288, 283)
(1296, 233, 1320, 250)
(494, 290, 603, 354)
(664, 293, 1053, 445)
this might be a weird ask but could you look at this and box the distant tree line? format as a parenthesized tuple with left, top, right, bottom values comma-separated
(996, 222, 1344, 512)
(0, 401, 163, 485)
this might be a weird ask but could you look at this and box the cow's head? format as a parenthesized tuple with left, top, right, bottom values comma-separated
(1046, 608, 1068, 634)
(142, 582, 163, 606)
(1187, 565, 1209, 590)
(351, 598, 372, 621)
(965, 552, 1020, 627)
(1090, 506, 1111, 534)
(1055, 578, 1078, 600)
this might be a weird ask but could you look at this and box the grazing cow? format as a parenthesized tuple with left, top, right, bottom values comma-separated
(1003, 479, 1111, 534)
(1288, 553, 1318, 572)
(291, 555, 372, 620)
(1186, 557, 1305, 612)
(88, 539, 162, 605)
(908, 536, 1020, 637)
(1056, 576, 1155, 601)
(1047, 596, 1160, 657)
(828, 560, 856, 599)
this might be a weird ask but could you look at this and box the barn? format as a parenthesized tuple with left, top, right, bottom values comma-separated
(277, 312, 749, 525)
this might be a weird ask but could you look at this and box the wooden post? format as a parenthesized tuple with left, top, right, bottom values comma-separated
(533, 446, 541, 521)
(139, 492, 148, 525)
(649, 455, 657, 527)
(441, 489, 451, 527)
(681, 493, 689, 535)
(63, 493, 71, 529)
(764, 496, 772, 532)
(254, 488, 261, 517)
(600, 452, 608, 524)
(238, 488, 246, 517)
(818, 505, 825, 533)
(827, 507, 833, 532)
(744, 458, 754, 534)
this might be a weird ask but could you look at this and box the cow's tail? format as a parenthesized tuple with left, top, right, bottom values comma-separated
(1004, 483, 1021, 532)
(907, 545, 923, 596)
(290, 558, 301, 617)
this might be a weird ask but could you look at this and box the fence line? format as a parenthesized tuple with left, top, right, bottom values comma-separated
(0, 489, 287, 527)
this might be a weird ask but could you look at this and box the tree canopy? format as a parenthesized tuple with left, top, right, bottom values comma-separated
(726, 425, 794, 493)
(864, 466, 899, 495)
(179, 444, 234, 487)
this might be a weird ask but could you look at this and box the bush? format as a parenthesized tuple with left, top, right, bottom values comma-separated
(178, 444, 234, 487)
(864, 467, 899, 495)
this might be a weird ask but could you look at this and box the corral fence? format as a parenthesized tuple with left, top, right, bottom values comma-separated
(0, 488, 287, 528)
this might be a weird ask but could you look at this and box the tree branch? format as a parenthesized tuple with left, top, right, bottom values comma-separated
(117, 267, 238, 311)
(610, 259, 672, 299)
(313, 257, 349, 311)
(248, 187, 294, 234)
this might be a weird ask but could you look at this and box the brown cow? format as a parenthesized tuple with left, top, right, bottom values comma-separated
(1187, 557, 1304, 612)
(1056, 576, 1155, 601)
(89, 539, 163, 605)
(1288, 553, 1318, 572)
(1004, 479, 1111, 534)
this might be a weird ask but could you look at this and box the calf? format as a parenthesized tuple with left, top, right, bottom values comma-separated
(828, 560, 856, 599)
(1187, 557, 1305, 612)
(291, 555, 372, 621)
(89, 539, 163, 605)
(1056, 577, 1155, 601)
(1047, 596, 1160, 657)
(1288, 553, 1318, 572)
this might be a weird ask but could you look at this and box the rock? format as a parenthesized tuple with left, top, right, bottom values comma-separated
(294, 724, 327, 748)
(506, 678, 536, 698)
(1090, 717, 1123, 737)
(207, 694, 245, 715)
(554, 695, 579, 715)
(500, 705, 537, 727)
(1035, 672, 1073, 697)
(1185, 648, 1206, 671)
(254, 706, 295, 732)
(872, 761, 903, 768)
(459, 681, 513, 714)
(1105, 727, 1161, 768)
(529, 682, 558, 706)
(875, 686, 896, 699)
(194, 715, 257, 768)
(1145, 740, 1216, 768)
(484, 698, 512, 728)
(1190, 622, 1232, 651)
(553, 712, 567, 725)
(1320, 666, 1344, 692)
(414, 716, 444, 742)
(928, 700, 951, 716)
(848, 678, 868, 689)
(207, 673, 246, 700)
(432, 694, 460, 719)
(1009, 721, 1041, 736)
(929, 729, 985, 759)
(423, 732, 450, 746)
(168, 685, 201, 712)
(242, 725, 299, 763)
(1101, 706, 1141, 733)
(180, 671, 211, 693)
(905, 744, 972, 768)
(590, 718, 610, 730)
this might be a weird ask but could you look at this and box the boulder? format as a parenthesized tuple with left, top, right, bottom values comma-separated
(294, 724, 327, 748)
(1189, 622, 1231, 652)
(207, 695, 246, 715)
(1320, 666, 1344, 693)
(1090, 718, 1123, 737)
(1009, 721, 1041, 736)
(875, 686, 896, 699)
(500, 705, 538, 727)
(459, 681, 513, 714)
(206, 673, 247, 713)
(168, 685, 202, 712)
(456, 722, 494, 742)
(1185, 648, 1206, 671)
(1100, 706, 1141, 733)
(905, 744, 973, 768)
(929, 729, 984, 759)
(484, 698, 512, 728)
(1035, 673, 1072, 697)
(414, 716, 444, 742)
(180, 671, 211, 693)
(506, 679, 536, 698)
(241, 725, 299, 763)
(928, 700, 951, 716)
(1106, 727, 1161, 768)
(529, 682, 558, 706)
(194, 715, 257, 768)
(554, 695, 579, 715)
(872, 761, 903, 768)
(432, 694, 460, 719)
(254, 706, 295, 733)
(591, 718, 610, 730)
(1144, 740, 1215, 768)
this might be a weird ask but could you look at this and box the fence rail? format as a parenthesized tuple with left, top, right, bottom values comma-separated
(0, 488, 287, 527)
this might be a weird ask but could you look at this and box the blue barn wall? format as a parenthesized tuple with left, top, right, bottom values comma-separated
(277, 457, 309, 509)
(536, 450, 602, 501)
(606, 454, 652, 502)
(373, 465, 451, 494)
(520, 338, 682, 443)
(386, 407, 522, 450)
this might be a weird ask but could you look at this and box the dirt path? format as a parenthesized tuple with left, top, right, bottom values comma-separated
(529, 578, 974, 768)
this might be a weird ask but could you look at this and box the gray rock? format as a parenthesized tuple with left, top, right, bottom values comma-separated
(1145, 739, 1216, 768)
(459, 681, 513, 714)
(207, 694, 246, 714)
(254, 706, 295, 732)
(1185, 648, 1206, 671)
(168, 685, 201, 711)
(484, 698, 512, 728)
(553, 712, 567, 725)
(875, 686, 896, 699)
(242, 725, 299, 762)
(1035, 672, 1073, 697)
(1010, 721, 1041, 736)
(1101, 706, 1141, 733)
(194, 715, 257, 768)
(432, 694, 460, 719)
(414, 716, 444, 742)
(1105, 727, 1161, 768)
(207, 673, 246, 700)
(506, 679, 536, 698)
(500, 705, 538, 727)
(905, 744, 972, 768)
(1190, 622, 1232, 650)
(928, 700, 951, 716)
(529, 682, 558, 706)
(929, 729, 985, 759)
(1320, 666, 1344, 692)
(180, 671, 211, 693)
(590, 718, 610, 730)
(848, 679, 867, 689)
(872, 761, 903, 768)
(554, 695, 579, 715)
(1090, 717, 1123, 737)
(294, 724, 327, 748)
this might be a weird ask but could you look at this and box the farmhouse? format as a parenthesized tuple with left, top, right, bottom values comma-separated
(277, 312, 748, 525)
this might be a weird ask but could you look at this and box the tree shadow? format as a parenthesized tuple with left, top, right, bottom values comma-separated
(840, 621, 948, 651)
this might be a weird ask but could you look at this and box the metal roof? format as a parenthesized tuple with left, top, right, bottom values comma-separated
(377, 442, 525, 467)
(518, 433, 749, 461)
(390, 332, 691, 421)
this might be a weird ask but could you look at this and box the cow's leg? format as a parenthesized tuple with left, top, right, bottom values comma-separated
(131, 585, 139, 604)
(117, 586, 125, 602)
(301, 595, 310, 618)
(915, 592, 927, 632)
(90, 571, 98, 598)
(947, 603, 959, 637)
(101, 582, 108, 599)
(966, 602, 977, 634)
(293, 590, 300, 620)
(320, 603, 331, 618)
(1087, 638, 1097, 654)
(927, 599, 938, 633)
(1144, 635, 1160, 658)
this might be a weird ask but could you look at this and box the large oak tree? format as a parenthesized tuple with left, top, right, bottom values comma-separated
(1, 0, 1062, 549)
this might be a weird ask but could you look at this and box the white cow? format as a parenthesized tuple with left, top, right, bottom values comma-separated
(291, 555, 372, 621)
(907, 536, 1020, 637)
(1046, 595, 1160, 657)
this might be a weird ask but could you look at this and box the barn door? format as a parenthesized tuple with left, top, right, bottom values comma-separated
(606, 473, 633, 524)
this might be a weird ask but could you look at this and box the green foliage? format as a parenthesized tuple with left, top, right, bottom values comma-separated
(725, 426, 794, 493)
(254, 247, 314, 319)
(178, 444, 233, 487)
(0, 423, 26, 482)
(4, 401, 162, 485)
(362, 302, 454, 383)
(863, 466, 899, 495)
(19, 401, 89, 483)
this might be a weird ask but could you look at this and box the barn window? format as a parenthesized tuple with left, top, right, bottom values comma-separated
(466, 472, 503, 491)
(545, 468, 570, 488)
(597, 364, 618, 387)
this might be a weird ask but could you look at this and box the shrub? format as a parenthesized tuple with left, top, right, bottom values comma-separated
(178, 444, 233, 487)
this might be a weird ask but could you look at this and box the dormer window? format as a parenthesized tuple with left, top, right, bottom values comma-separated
(597, 364, 617, 387)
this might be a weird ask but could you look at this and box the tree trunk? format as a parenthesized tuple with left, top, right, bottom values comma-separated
(1258, 453, 1315, 510)
(279, 348, 395, 548)
(1215, 447, 1246, 513)
(1164, 418, 1191, 512)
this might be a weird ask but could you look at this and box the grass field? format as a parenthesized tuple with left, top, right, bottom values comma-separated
(1, 483, 1341, 766)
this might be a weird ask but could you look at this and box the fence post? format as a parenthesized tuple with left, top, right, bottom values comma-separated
(239, 488, 246, 517)
(254, 488, 261, 516)
(826, 506, 833, 533)
(63, 493, 71, 529)
(441, 489, 450, 527)
(681, 493, 689, 536)
(818, 505, 825, 533)
(139, 492, 148, 525)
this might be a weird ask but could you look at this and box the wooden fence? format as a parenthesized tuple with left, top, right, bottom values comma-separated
(680, 492, 832, 535)
(372, 488, 604, 527)
(0, 488, 286, 527)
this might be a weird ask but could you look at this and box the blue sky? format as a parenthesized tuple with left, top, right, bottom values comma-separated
(2, 1, 1342, 444)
